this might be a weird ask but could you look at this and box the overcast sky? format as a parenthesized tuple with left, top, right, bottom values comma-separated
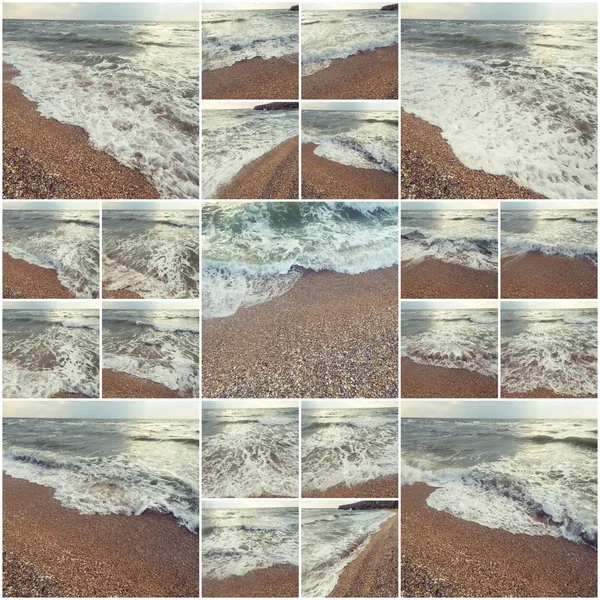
(402, 300, 497, 310)
(304, 2, 394, 9)
(301, 400, 397, 409)
(501, 300, 597, 311)
(204, 2, 294, 9)
(4, 300, 98, 310)
(203, 499, 298, 509)
(4, 201, 98, 211)
(3, 400, 199, 419)
(402, 400, 597, 420)
(500, 200, 597, 211)
(102, 300, 199, 311)
(203, 400, 298, 409)
(402, 3, 597, 21)
(302, 499, 391, 508)
(4, 2, 199, 21)
(103, 202, 198, 211)
(403, 201, 496, 211)
(303, 101, 397, 111)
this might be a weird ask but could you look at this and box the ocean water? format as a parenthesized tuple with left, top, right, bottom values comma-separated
(302, 408, 398, 493)
(302, 9, 398, 75)
(501, 209, 597, 262)
(502, 308, 597, 397)
(402, 20, 598, 198)
(3, 19, 199, 198)
(202, 408, 298, 498)
(202, 202, 398, 318)
(3, 418, 199, 531)
(102, 210, 199, 299)
(302, 110, 398, 173)
(3, 310, 99, 398)
(3, 210, 99, 298)
(103, 310, 199, 396)
(202, 109, 298, 198)
(402, 418, 597, 547)
(202, 507, 299, 579)
(202, 9, 298, 71)
(402, 309, 498, 377)
(302, 508, 394, 597)
(402, 209, 497, 271)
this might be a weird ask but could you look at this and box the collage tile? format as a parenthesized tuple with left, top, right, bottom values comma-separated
(0, 1, 598, 599)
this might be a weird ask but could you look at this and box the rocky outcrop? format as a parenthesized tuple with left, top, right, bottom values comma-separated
(290, 5, 299, 10)
(254, 102, 299, 111)
(339, 500, 398, 510)
(381, 4, 398, 10)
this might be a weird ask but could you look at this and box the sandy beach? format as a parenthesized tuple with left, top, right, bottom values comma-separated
(203, 564, 299, 598)
(302, 143, 398, 199)
(303, 45, 397, 100)
(303, 474, 398, 499)
(501, 252, 597, 299)
(203, 55, 298, 99)
(216, 136, 298, 199)
(3, 253, 74, 299)
(102, 369, 193, 399)
(3, 474, 199, 598)
(401, 483, 597, 597)
(402, 259, 497, 299)
(203, 267, 398, 398)
(401, 110, 546, 199)
(330, 512, 398, 597)
(401, 358, 497, 398)
(3, 63, 160, 199)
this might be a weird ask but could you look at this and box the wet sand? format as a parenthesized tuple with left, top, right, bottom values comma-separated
(203, 55, 298, 100)
(402, 259, 497, 299)
(501, 252, 597, 299)
(102, 369, 193, 399)
(401, 358, 497, 398)
(101, 283, 143, 299)
(501, 386, 594, 399)
(216, 136, 299, 199)
(203, 267, 398, 398)
(302, 45, 398, 100)
(401, 109, 546, 199)
(303, 474, 398, 499)
(3, 253, 74, 299)
(3, 63, 160, 199)
(401, 483, 597, 597)
(203, 564, 299, 597)
(330, 512, 398, 597)
(3, 474, 199, 598)
(302, 143, 398, 199)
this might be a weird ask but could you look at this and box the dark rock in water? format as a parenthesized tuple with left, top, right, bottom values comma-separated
(254, 102, 299, 111)
(290, 5, 299, 11)
(339, 500, 398, 510)
(381, 3, 398, 10)
(230, 44, 243, 51)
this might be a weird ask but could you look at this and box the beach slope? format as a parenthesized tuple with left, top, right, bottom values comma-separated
(401, 483, 596, 597)
(3, 474, 199, 598)
(203, 564, 299, 598)
(303, 474, 398, 499)
(102, 369, 193, 399)
(3, 253, 74, 299)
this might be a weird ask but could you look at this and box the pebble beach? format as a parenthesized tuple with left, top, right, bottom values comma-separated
(102, 369, 191, 399)
(3, 253, 74, 299)
(303, 474, 398, 499)
(203, 564, 299, 598)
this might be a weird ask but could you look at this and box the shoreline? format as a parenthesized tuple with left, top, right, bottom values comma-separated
(303, 474, 398, 499)
(3, 63, 160, 199)
(329, 512, 398, 597)
(401, 483, 597, 597)
(203, 55, 298, 100)
(203, 267, 398, 398)
(501, 386, 594, 399)
(401, 259, 497, 298)
(102, 369, 194, 399)
(401, 358, 497, 398)
(102, 282, 143, 299)
(3, 252, 75, 299)
(302, 44, 398, 100)
(401, 109, 546, 199)
(202, 564, 299, 598)
(501, 252, 597, 298)
(215, 136, 299, 199)
(3, 474, 199, 598)
(302, 143, 398, 199)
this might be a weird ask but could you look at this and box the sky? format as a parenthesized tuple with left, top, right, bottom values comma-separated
(103, 201, 199, 211)
(302, 499, 388, 508)
(4, 201, 98, 212)
(303, 101, 397, 111)
(4, 2, 199, 21)
(102, 300, 199, 311)
(402, 300, 497, 310)
(203, 100, 299, 110)
(3, 400, 199, 420)
(402, 400, 597, 420)
(203, 499, 298, 509)
(204, 2, 294, 9)
(401, 2, 597, 22)
(403, 201, 496, 211)
(500, 200, 597, 211)
(4, 300, 98, 311)
(203, 400, 298, 409)
(501, 299, 597, 311)
(304, 2, 393, 9)
(301, 400, 397, 409)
